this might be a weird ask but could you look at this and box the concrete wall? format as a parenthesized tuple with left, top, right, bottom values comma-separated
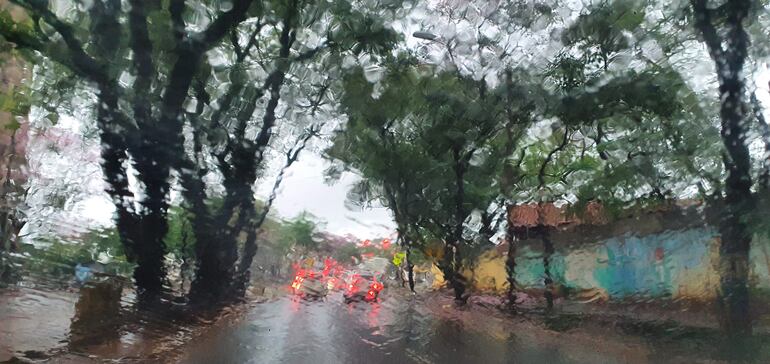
(452, 226, 770, 301)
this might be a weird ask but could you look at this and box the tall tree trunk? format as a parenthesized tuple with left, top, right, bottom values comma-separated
(406, 247, 415, 292)
(505, 223, 519, 307)
(541, 227, 555, 310)
(132, 148, 172, 295)
(186, 199, 229, 302)
(164, 0, 256, 302)
(717, 217, 752, 334)
(443, 147, 468, 302)
(97, 86, 167, 295)
(440, 241, 466, 302)
(214, 7, 298, 299)
(692, 0, 754, 335)
(132, 213, 168, 296)
(188, 192, 241, 302)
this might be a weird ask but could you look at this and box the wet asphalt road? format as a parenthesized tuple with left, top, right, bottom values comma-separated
(5, 283, 764, 363)
(178, 288, 617, 364)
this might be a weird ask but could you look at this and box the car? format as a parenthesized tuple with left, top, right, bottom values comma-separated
(324, 275, 347, 291)
(343, 271, 384, 303)
(291, 270, 328, 299)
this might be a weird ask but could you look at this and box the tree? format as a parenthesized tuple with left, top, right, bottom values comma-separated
(0, 2, 29, 283)
(537, 0, 769, 333)
(0, 49, 27, 255)
(326, 55, 431, 292)
(0, 0, 406, 303)
(329, 54, 529, 301)
(689, 0, 763, 335)
(277, 211, 321, 255)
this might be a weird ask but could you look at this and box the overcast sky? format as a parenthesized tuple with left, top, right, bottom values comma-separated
(25, 113, 396, 241)
(73, 152, 397, 239)
(254, 153, 396, 238)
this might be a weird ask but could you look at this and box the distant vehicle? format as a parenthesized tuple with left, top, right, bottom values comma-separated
(343, 271, 384, 303)
(291, 270, 328, 299)
(325, 274, 347, 291)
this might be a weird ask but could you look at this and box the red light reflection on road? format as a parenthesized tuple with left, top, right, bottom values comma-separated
(367, 302, 381, 329)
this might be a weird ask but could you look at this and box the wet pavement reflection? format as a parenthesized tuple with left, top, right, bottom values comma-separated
(178, 288, 630, 364)
(0, 277, 198, 363)
(4, 280, 770, 363)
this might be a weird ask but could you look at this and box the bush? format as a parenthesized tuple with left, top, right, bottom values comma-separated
(17, 228, 133, 280)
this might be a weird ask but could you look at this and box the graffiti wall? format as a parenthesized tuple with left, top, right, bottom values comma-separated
(459, 227, 770, 301)
(565, 228, 719, 299)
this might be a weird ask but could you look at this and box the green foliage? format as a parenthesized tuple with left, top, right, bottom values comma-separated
(555, 68, 689, 126)
(392, 251, 405, 266)
(0, 0, 410, 295)
(276, 211, 321, 253)
(562, 0, 645, 55)
(18, 229, 133, 279)
(0, 8, 34, 40)
(332, 242, 361, 264)
(328, 54, 541, 273)
(328, 7, 401, 56)
(0, 85, 30, 117)
(164, 207, 196, 263)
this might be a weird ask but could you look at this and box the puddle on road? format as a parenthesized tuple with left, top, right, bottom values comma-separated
(0, 275, 209, 363)
(0, 286, 76, 362)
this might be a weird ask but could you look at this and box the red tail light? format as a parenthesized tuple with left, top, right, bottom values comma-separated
(291, 275, 304, 290)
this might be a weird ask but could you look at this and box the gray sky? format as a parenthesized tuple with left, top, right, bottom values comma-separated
(26, 114, 396, 241)
(255, 153, 396, 238)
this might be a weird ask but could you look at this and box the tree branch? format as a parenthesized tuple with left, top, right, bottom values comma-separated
(196, 0, 256, 51)
(11, 0, 109, 84)
(752, 92, 770, 189)
(690, 0, 725, 68)
(539, 129, 570, 188)
(291, 41, 330, 63)
(160, 0, 256, 177)
(236, 78, 330, 282)
(235, 20, 265, 62)
(594, 121, 608, 160)
(251, 4, 298, 167)
(169, 0, 186, 43)
(236, 122, 323, 282)
(128, 0, 155, 130)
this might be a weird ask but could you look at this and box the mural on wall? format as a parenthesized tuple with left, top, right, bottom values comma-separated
(584, 228, 717, 299)
(451, 226, 770, 301)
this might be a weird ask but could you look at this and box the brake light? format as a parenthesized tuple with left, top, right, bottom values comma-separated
(291, 275, 304, 290)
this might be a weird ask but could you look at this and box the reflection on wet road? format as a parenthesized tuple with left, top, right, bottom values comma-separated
(180, 289, 616, 364)
(6, 282, 767, 363)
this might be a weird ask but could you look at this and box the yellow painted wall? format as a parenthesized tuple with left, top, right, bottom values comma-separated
(671, 237, 720, 300)
(464, 250, 508, 293)
(430, 263, 445, 289)
(426, 233, 770, 302)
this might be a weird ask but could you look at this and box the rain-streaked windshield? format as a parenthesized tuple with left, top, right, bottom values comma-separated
(2, 0, 770, 363)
